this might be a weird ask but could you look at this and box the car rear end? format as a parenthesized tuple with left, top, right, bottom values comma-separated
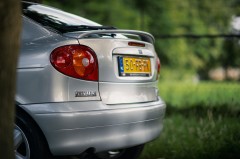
(17, 2, 166, 157)
(49, 33, 166, 155)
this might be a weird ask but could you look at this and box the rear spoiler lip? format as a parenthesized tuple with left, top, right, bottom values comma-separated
(64, 29, 155, 44)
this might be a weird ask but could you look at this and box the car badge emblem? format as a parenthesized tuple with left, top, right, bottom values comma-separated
(75, 91, 97, 97)
(138, 50, 143, 54)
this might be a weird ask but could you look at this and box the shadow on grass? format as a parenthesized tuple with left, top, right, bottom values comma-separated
(140, 104, 240, 159)
(166, 104, 240, 118)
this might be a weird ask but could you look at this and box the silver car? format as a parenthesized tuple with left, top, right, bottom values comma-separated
(15, 1, 166, 159)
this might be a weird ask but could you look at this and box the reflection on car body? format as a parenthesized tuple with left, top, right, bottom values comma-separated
(15, 1, 166, 159)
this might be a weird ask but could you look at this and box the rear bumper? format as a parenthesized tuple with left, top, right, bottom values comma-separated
(20, 97, 166, 156)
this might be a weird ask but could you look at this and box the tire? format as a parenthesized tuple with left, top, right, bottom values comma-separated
(15, 110, 52, 159)
(93, 144, 145, 159)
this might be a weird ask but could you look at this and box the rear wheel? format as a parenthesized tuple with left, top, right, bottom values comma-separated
(15, 110, 51, 159)
(14, 125, 30, 159)
(93, 144, 144, 159)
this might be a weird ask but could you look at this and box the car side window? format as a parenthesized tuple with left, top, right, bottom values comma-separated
(21, 16, 50, 41)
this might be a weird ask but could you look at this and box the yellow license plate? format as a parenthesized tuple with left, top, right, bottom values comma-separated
(118, 56, 151, 77)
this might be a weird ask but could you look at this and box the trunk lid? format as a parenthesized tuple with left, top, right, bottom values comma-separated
(64, 31, 159, 104)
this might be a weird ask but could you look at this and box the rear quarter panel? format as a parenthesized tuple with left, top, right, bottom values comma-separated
(16, 17, 100, 104)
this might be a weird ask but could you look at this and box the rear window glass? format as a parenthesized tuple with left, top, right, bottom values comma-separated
(22, 2, 100, 33)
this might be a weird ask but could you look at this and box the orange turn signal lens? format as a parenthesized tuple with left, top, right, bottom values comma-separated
(72, 49, 95, 77)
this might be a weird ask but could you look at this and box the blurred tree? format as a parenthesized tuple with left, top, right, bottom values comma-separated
(25, 0, 42, 3)
(44, 0, 139, 29)
(146, 0, 234, 79)
(131, 0, 149, 30)
(0, 1, 21, 159)
(221, 38, 240, 69)
(220, 0, 240, 79)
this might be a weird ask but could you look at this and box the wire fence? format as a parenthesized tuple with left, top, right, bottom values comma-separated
(155, 34, 240, 39)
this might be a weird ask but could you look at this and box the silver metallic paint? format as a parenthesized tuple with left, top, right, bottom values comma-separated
(17, 9, 166, 157)
(99, 81, 158, 104)
(17, 17, 100, 104)
(75, 39, 159, 104)
(76, 39, 158, 83)
(20, 99, 165, 155)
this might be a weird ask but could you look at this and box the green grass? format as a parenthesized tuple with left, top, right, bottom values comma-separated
(140, 82, 240, 159)
(159, 82, 240, 115)
(140, 114, 240, 159)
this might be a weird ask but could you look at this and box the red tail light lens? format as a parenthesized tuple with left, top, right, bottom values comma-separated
(128, 42, 145, 47)
(157, 57, 161, 74)
(157, 57, 161, 79)
(50, 45, 98, 81)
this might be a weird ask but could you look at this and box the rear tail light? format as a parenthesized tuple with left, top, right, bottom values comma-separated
(157, 57, 161, 79)
(50, 45, 98, 81)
